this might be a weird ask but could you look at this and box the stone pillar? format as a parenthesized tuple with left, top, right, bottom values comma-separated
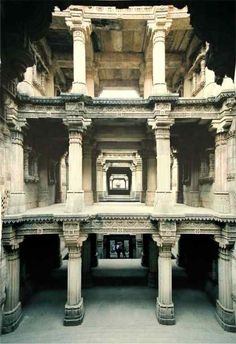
(82, 236, 92, 287)
(136, 234, 143, 258)
(148, 237, 158, 287)
(135, 156, 143, 202)
(214, 130, 230, 213)
(8, 128, 25, 214)
(97, 234, 104, 259)
(86, 66, 95, 97)
(63, 222, 87, 326)
(131, 165, 136, 196)
(151, 18, 172, 95)
(146, 147, 156, 206)
(66, 129, 84, 212)
(2, 247, 22, 333)
(66, 8, 91, 95)
(144, 59, 152, 98)
(17, 67, 34, 96)
(83, 141, 93, 205)
(216, 244, 236, 332)
(156, 244, 175, 325)
(149, 115, 174, 210)
(96, 155, 103, 201)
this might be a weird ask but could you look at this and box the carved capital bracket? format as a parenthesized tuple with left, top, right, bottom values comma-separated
(63, 103, 92, 134)
(2, 224, 24, 250)
(210, 116, 233, 135)
(152, 221, 179, 248)
(65, 7, 92, 40)
(63, 222, 88, 249)
(214, 223, 236, 249)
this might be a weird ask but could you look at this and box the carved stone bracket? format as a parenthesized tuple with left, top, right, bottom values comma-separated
(152, 221, 179, 247)
(63, 222, 88, 249)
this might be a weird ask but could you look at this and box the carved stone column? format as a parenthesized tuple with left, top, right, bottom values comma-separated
(2, 246, 22, 333)
(145, 142, 156, 206)
(215, 241, 236, 332)
(144, 59, 152, 98)
(149, 111, 174, 210)
(63, 222, 87, 326)
(83, 141, 93, 205)
(65, 113, 91, 213)
(153, 221, 177, 325)
(150, 15, 172, 95)
(214, 129, 230, 213)
(66, 8, 91, 95)
(66, 130, 84, 212)
(8, 127, 26, 214)
(135, 155, 143, 202)
(148, 236, 158, 287)
(156, 244, 175, 325)
(96, 154, 103, 201)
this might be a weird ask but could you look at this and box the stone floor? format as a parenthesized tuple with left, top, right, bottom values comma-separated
(6, 201, 223, 217)
(2, 259, 236, 343)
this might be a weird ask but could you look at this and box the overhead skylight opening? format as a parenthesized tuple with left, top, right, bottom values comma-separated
(98, 87, 140, 99)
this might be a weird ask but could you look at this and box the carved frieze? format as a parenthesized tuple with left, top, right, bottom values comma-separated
(81, 216, 156, 234)
(177, 221, 220, 234)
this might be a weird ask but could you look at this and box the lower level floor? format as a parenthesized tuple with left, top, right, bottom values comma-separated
(1, 259, 236, 343)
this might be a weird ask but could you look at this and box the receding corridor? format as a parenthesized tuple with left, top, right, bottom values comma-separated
(2, 259, 235, 343)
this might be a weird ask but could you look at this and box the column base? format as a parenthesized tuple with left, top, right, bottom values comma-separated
(66, 191, 84, 213)
(152, 83, 168, 95)
(148, 272, 157, 288)
(156, 298, 175, 325)
(154, 191, 174, 212)
(7, 193, 25, 214)
(64, 298, 84, 326)
(213, 192, 230, 214)
(71, 82, 87, 95)
(2, 302, 22, 334)
(216, 300, 236, 332)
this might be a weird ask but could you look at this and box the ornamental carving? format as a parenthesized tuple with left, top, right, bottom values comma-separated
(178, 221, 220, 234)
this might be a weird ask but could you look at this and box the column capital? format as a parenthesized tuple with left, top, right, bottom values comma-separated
(148, 116, 174, 136)
(148, 18, 172, 38)
(65, 7, 92, 38)
(152, 221, 179, 248)
(64, 113, 91, 135)
(210, 117, 233, 134)
(63, 221, 88, 249)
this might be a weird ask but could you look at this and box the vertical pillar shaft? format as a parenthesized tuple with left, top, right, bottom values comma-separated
(154, 123, 173, 209)
(66, 130, 84, 212)
(72, 29, 87, 94)
(152, 29, 167, 95)
(64, 246, 84, 325)
(148, 237, 158, 287)
(83, 143, 93, 205)
(3, 248, 22, 333)
(214, 131, 230, 213)
(8, 130, 25, 214)
(156, 245, 175, 325)
(216, 245, 236, 332)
